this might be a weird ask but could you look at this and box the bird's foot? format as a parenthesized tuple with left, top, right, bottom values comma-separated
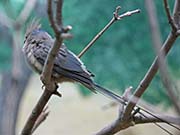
(52, 83, 62, 98)
(41, 85, 45, 90)
(41, 83, 62, 98)
(53, 90, 62, 98)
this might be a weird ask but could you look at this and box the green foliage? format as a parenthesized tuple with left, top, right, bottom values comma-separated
(0, 0, 179, 106)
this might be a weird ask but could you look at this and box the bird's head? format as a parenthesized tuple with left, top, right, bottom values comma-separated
(23, 20, 52, 51)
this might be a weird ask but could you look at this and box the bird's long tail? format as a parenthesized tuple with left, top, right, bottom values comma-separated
(92, 83, 125, 105)
(61, 71, 125, 104)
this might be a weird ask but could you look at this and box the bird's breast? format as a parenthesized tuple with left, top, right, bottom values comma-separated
(26, 51, 43, 74)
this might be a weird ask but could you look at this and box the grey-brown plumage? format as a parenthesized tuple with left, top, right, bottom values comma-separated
(22, 20, 124, 104)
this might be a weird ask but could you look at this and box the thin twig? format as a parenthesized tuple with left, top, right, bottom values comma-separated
(123, 32, 178, 120)
(123, 0, 180, 121)
(47, 0, 59, 35)
(21, 89, 52, 135)
(56, 0, 63, 27)
(41, 0, 63, 90)
(0, 12, 14, 28)
(152, 0, 180, 114)
(78, 7, 140, 58)
(21, 0, 64, 134)
(137, 112, 174, 135)
(0, 0, 37, 28)
(134, 113, 180, 125)
(16, 0, 37, 23)
(163, 0, 177, 32)
(96, 1, 180, 134)
(96, 86, 180, 135)
(146, 0, 180, 114)
(31, 106, 50, 133)
(173, 0, 180, 29)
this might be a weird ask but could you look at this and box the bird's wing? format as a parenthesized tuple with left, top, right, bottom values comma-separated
(54, 45, 94, 79)
(56, 46, 90, 73)
(33, 42, 94, 82)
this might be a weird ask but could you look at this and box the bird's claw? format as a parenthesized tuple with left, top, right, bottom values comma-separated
(41, 83, 61, 98)
(41, 85, 45, 90)
(53, 90, 62, 98)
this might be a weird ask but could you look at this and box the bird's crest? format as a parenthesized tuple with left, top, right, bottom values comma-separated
(25, 19, 41, 38)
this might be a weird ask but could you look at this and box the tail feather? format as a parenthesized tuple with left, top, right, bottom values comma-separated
(92, 84, 125, 105)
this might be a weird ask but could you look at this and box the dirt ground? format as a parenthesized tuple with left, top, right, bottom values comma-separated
(16, 75, 176, 135)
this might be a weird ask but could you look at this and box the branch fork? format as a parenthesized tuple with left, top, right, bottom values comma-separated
(113, 6, 141, 20)
(78, 6, 140, 58)
(21, 0, 70, 134)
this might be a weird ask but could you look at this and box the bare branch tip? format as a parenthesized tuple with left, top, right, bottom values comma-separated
(123, 86, 133, 101)
(61, 33, 73, 39)
(127, 9, 141, 16)
(136, 9, 141, 13)
(66, 25, 73, 30)
(63, 25, 73, 33)
(116, 6, 121, 12)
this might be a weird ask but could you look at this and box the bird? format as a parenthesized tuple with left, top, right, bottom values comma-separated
(22, 20, 124, 104)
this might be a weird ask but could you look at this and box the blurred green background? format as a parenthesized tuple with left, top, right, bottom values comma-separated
(0, 0, 179, 106)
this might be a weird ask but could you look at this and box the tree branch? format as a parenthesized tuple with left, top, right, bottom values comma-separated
(163, 0, 177, 32)
(21, 0, 67, 134)
(21, 90, 52, 135)
(134, 114, 180, 125)
(95, 88, 134, 135)
(47, 0, 60, 35)
(173, 0, 180, 29)
(0, 12, 14, 28)
(96, 112, 180, 135)
(31, 106, 49, 133)
(95, 86, 180, 135)
(40, 0, 63, 87)
(146, 0, 180, 114)
(123, 32, 178, 120)
(0, 0, 37, 134)
(0, 0, 37, 29)
(16, 0, 37, 23)
(56, 0, 63, 27)
(145, 0, 180, 114)
(123, 0, 180, 123)
(78, 7, 140, 58)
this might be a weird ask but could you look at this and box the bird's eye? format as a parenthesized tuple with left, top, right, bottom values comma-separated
(24, 35, 28, 39)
